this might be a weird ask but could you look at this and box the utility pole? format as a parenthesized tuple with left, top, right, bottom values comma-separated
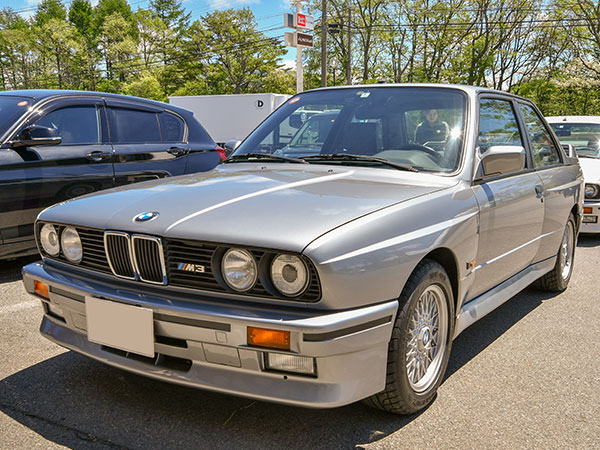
(296, 1, 303, 93)
(284, 4, 314, 93)
(346, 3, 351, 85)
(321, 0, 327, 87)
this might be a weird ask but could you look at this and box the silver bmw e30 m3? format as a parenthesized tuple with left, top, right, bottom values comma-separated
(22, 85, 583, 414)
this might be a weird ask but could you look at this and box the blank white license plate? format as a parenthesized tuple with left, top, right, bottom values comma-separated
(86, 297, 154, 357)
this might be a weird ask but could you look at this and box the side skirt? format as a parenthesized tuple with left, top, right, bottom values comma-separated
(453, 256, 556, 339)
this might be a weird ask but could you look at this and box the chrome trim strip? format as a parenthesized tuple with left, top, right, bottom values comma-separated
(103, 231, 136, 281)
(471, 230, 558, 272)
(131, 234, 168, 285)
(454, 256, 555, 339)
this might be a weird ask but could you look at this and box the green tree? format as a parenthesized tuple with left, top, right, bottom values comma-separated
(37, 18, 85, 88)
(123, 72, 166, 100)
(34, 0, 67, 27)
(69, 0, 95, 42)
(149, 0, 190, 32)
(98, 12, 137, 82)
(184, 8, 287, 94)
(94, 0, 135, 38)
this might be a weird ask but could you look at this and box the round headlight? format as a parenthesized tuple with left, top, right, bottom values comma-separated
(271, 254, 308, 297)
(40, 224, 60, 256)
(61, 227, 82, 263)
(584, 184, 599, 199)
(221, 248, 257, 292)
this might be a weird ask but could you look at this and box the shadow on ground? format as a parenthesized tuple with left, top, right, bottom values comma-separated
(0, 256, 39, 284)
(577, 234, 600, 248)
(0, 281, 562, 450)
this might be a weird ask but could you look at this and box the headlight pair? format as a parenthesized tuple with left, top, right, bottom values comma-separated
(221, 249, 309, 297)
(39, 224, 83, 263)
(585, 183, 600, 199)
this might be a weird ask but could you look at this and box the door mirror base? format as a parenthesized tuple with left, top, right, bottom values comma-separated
(10, 125, 62, 148)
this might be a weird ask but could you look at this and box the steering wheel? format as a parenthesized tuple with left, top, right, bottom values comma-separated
(400, 143, 441, 161)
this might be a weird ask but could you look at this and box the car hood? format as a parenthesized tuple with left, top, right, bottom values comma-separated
(40, 164, 455, 252)
(579, 157, 600, 183)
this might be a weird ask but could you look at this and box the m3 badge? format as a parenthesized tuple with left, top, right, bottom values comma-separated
(177, 263, 205, 273)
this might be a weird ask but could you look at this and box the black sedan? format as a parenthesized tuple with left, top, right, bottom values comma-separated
(0, 90, 224, 260)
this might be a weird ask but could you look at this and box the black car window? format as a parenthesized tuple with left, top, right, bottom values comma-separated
(159, 112, 185, 142)
(108, 107, 161, 143)
(0, 96, 30, 138)
(34, 105, 100, 144)
(478, 99, 524, 150)
(518, 103, 562, 167)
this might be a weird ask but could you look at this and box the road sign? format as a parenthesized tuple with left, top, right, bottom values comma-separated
(284, 31, 314, 48)
(296, 32, 314, 48)
(294, 13, 314, 30)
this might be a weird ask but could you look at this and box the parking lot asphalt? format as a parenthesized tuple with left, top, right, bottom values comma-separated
(1, 239, 599, 450)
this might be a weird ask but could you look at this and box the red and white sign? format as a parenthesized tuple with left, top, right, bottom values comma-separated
(294, 13, 314, 30)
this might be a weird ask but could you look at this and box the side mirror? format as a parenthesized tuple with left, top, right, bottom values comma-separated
(11, 125, 61, 148)
(289, 113, 304, 129)
(223, 139, 241, 156)
(480, 145, 525, 177)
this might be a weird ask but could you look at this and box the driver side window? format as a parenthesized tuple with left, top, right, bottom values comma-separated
(478, 99, 524, 150)
(33, 106, 101, 145)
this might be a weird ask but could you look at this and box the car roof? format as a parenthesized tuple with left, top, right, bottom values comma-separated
(0, 89, 188, 114)
(546, 116, 600, 124)
(304, 83, 531, 102)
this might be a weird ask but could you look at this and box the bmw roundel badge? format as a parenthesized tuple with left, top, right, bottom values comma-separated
(134, 211, 159, 223)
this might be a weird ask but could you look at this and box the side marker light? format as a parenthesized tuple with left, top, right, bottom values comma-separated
(248, 327, 290, 351)
(34, 280, 50, 299)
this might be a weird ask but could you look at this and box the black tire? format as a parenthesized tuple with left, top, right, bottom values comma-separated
(365, 259, 454, 414)
(535, 213, 577, 292)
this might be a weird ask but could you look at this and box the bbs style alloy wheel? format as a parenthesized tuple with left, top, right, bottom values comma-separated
(365, 259, 454, 414)
(535, 213, 577, 292)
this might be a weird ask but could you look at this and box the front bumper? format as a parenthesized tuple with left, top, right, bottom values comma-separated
(581, 200, 600, 233)
(22, 261, 397, 408)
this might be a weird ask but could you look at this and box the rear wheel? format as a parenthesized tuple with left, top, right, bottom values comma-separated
(536, 214, 576, 292)
(365, 260, 454, 414)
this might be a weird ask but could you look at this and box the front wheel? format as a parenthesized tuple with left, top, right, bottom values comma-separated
(365, 260, 454, 414)
(535, 213, 577, 292)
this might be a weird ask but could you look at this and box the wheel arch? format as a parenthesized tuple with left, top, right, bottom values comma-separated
(570, 203, 581, 233)
(419, 247, 459, 309)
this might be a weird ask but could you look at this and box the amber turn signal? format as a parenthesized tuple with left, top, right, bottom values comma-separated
(247, 327, 290, 350)
(584, 207, 593, 214)
(34, 280, 50, 299)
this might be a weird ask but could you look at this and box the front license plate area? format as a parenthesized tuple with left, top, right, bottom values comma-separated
(86, 297, 154, 357)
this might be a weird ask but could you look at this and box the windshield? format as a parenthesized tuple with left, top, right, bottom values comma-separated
(549, 122, 600, 158)
(233, 87, 467, 173)
(0, 96, 31, 139)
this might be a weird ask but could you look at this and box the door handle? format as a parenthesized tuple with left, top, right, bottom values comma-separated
(535, 185, 544, 199)
(86, 151, 111, 162)
(167, 147, 188, 157)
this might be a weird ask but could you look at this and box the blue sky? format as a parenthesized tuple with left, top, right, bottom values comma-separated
(3, 0, 302, 65)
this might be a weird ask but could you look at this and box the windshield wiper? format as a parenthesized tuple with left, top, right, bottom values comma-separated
(224, 153, 308, 164)
(301, 153, 419, 172)
(577, 154, 600, 159)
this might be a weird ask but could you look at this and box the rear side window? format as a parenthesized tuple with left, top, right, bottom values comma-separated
(159, 112, 185, 142)
(518, 103, 562, 167)
(108, 107, 161, 143)
(478, 99, 523, 149)
(34, 105, 100, 144)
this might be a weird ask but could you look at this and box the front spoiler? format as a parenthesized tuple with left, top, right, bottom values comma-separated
(23, 261, 397, 408)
